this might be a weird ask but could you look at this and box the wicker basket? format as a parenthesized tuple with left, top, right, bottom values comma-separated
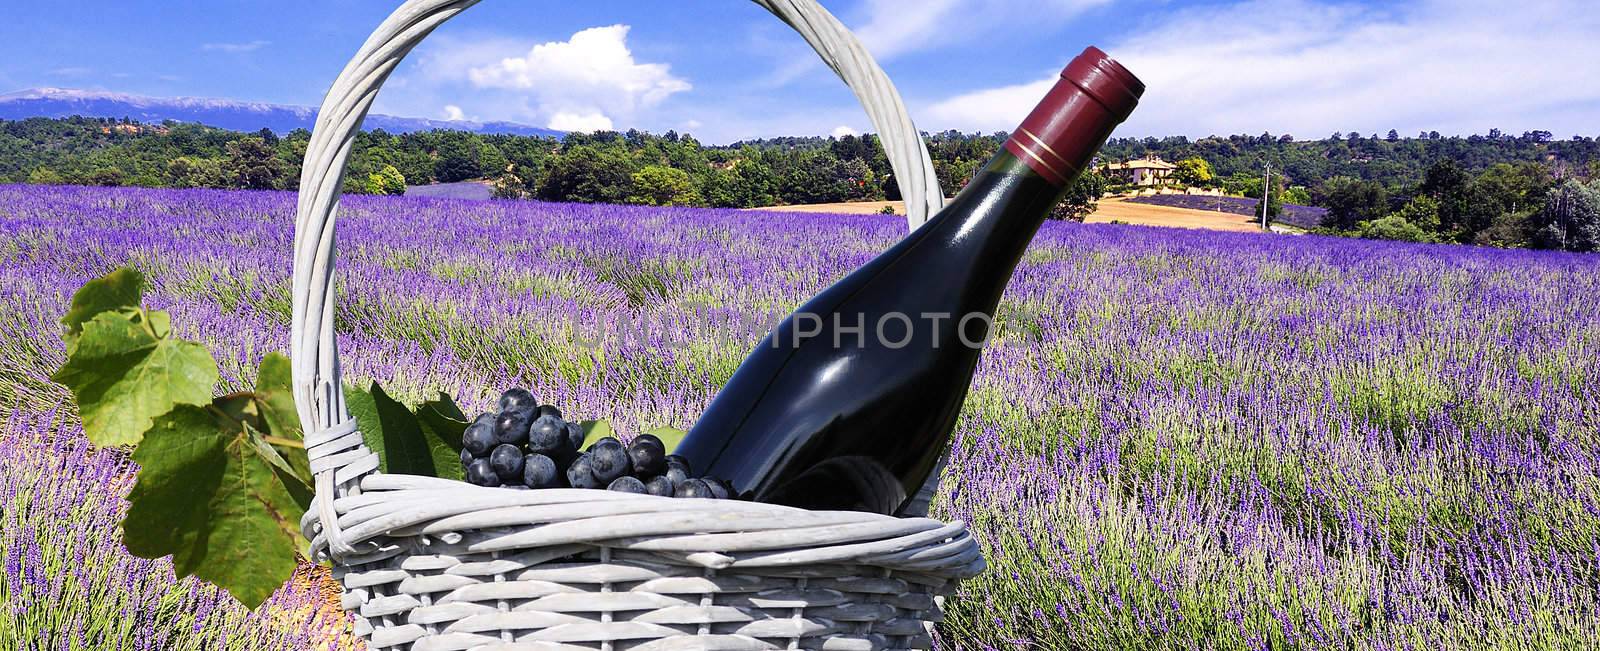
(290, 2, 983, 649)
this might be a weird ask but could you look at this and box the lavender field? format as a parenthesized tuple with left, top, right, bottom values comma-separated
(1, 184, 1598, 650)
(1126, 194, 1330, 230)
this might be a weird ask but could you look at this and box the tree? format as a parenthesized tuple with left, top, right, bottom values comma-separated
(88, 167, 126, 187)
(628, 165, 701, 206)
(1473, 162, 1552, 217)
(536, 145, 635, 203)
(1528, 179, 1600, 252)
(27, 167, 63, 185)
(1355, 214, 1434, 242)
(1389, 195, 1441, 232)
(1386, 129, 1400, 142)
(1419, 159, 1476, 237)
(1049, 168, 1106, 221)
(1172, 157, 1214, 186)
(166, 157, 224, 188)
(224, 137, 285, 190)
(365, 164, 407, 196)
(1315, 176, 1388, 230)
(728, 158, 777, 208)
(434, 135, 491, 183)
(696, 166, 739, 208)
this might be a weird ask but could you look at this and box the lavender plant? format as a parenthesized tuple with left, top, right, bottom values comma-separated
(0, 184, 1595, 649)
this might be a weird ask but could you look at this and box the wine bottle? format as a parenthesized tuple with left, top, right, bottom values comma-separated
(677, 47, 1144, 514)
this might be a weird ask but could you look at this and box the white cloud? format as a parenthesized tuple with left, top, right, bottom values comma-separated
(830, 125, 859, 138)
(463, 25, 689, 127)
(548, 112, 614, 133)
(853, 0, 1110, 60)
(202, 40, 270, 54)
(48, 66, 93, 77)
(924, 77, 1055, 133)
(757, 0, 1109, 89)
(923, 0, 1600, 138)
(441, 105, 466, 121)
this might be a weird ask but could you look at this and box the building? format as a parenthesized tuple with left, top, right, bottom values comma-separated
(1103, 157, 1177, 187)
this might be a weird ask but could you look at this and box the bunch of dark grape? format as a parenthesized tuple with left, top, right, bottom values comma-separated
(460, 387, 733, 499)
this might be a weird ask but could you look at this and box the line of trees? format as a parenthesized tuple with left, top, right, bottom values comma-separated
(1313, 160, 1600, 251)
(2, 117, 1598, 249)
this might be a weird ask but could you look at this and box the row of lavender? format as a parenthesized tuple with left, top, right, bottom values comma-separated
(1125, 193, 1329, 229)
(0, 184, 1596, 649)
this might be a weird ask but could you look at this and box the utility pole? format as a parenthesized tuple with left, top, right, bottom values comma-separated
(1260, 161, 1271, 230)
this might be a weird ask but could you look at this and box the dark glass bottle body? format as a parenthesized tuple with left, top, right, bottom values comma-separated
(677, 47, 1143, 514)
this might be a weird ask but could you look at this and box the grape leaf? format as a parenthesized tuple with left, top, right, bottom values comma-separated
(414, 393, 468, 481)
(252, 353, 300, 443)
(122, 402, 308, 609)
(252, 354, 311, 489)
(52, 312, 219, 447)
(645, 425, 688, 454)
(60, 266, 144, 349)
(580, 419, 615, 450)
(347, 383, 464, 479)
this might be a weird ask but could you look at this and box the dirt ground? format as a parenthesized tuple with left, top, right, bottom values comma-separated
(748, 198, 1268, 233)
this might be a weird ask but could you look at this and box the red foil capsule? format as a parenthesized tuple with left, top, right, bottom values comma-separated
(1003, 46, 1145, 186)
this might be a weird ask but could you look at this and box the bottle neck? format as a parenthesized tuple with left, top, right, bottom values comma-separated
(922, 145, 1074, 243)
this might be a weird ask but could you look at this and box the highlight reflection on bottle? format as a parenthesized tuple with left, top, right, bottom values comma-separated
(677, 47, 1145, 514)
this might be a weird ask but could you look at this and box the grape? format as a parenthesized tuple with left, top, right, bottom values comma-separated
(644, 475, 675, 497)
(498, 388, 536, 411)
(703, 477, 731, 500)
(663, 464, 689, 487)
(464, 458, 502, 487)
(537, 404, 563, 420)
(462, 420, 498, 456)
(523, 454, 559, 489)
(564, 421, 585, 452)
(566, 453, 602, 489)
(665, 455, 692, 475)
(608, 476, 647, 493)
(589, 444, 631, 485)
(459, 448, 474, 467)
(494, 408, 533, 445)
(528, 414, 568, 455)
(633, 434, 665, 453)
(627, 439, 667, 477)
(675, 478, 712, 498)
(590, 436, 623, 451)
(490, 444, 525, 483)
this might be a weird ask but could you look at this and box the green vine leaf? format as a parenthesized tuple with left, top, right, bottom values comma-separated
(644, 425, 688, 454)
(415, 393, 469, 482)
(347, 384, 466, 480)
(60, 266, 144, 349)
(580, 419, 615, 450)
(253, 352, 300, 442)
(122, 402, 309, 609)
(52, 311, 218, 447)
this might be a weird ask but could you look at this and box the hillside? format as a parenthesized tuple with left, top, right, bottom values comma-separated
(0, 88, 563, 137)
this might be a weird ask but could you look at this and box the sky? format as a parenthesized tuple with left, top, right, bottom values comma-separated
(1, 0, 1596, 144)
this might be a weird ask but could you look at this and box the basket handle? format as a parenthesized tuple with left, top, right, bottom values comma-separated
(292, 0, 948, 558)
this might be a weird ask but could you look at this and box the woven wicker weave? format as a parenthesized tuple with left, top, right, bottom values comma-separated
(290, 2, 983, 649)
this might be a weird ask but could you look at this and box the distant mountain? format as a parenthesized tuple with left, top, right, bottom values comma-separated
(0, 88, 564, 137)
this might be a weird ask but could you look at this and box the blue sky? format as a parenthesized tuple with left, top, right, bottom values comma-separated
(2, 0, 1596, 144)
